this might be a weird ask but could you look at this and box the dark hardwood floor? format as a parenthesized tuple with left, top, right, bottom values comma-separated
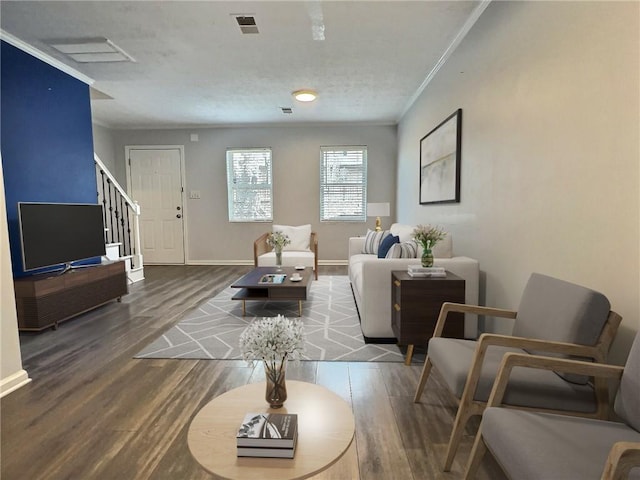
(1, 265, 506, 480)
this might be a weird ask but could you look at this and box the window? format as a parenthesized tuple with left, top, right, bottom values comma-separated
(320, 146, 367, 222)
(226, 148, 273, 222)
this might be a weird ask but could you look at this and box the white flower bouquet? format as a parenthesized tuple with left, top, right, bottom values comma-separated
(239, 315, 305, 408)
(412, 224, 446, 251)
(266, 231, 291, 252)
(239, 315, 305, 364)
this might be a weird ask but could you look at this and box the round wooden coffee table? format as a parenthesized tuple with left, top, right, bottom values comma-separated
(187, 380, 355, 480)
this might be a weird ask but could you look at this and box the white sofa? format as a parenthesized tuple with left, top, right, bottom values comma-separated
(348, 223, 479, 341)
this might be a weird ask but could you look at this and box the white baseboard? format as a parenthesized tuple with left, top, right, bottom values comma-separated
(127, 267, 145, 283)
(186, 260, 349, 266)
(0, 369, 31, 398)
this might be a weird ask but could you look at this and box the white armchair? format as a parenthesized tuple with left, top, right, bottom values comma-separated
(254, 224, 318, 280)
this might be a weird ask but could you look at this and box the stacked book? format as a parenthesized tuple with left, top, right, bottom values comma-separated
(236, 413, 298, 458)
(407, 266, 446, 278)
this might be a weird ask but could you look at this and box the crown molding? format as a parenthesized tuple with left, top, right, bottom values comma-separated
(0, 30, 94, 86)
(399, 0, 492, 120)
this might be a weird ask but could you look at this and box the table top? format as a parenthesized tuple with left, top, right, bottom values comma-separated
(187, 380, 355, 480)
(392, 270, 464, 282)
(231, 267, 311, 289)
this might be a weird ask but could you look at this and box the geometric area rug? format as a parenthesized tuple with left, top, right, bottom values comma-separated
(134, 275, 407, 362)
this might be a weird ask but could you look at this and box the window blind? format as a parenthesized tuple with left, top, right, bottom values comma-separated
(320, 146, 367, 221)
(226, 148, 273, 222)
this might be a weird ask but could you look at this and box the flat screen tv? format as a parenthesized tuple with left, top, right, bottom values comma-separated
(18, 202, 106, 273)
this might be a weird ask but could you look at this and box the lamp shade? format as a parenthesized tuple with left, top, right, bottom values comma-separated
(367, 203, 390, 217)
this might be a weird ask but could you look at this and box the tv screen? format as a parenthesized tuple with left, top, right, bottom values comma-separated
(18, 202, 106, 272)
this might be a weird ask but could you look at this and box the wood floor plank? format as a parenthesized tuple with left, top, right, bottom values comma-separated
(350, 365, 415, 480)
(2, 265, 507, 480)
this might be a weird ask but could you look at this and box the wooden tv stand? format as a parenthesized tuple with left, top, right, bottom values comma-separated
(14, 261, 128, 332)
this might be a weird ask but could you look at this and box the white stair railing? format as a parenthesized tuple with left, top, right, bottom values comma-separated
(94, 153, 143, 281)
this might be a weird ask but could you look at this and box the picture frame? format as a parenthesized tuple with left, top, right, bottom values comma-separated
(419, 109, 462, 204)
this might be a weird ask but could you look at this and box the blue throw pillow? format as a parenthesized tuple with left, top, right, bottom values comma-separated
(378, 235, 400, 258)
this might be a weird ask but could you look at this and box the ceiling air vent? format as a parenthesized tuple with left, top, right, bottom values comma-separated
(281, 107, 293, 114)
(49, 37, 134, 63)
(234, 15, 259, 34)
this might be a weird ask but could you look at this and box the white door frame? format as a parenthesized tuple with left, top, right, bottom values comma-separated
(125, 145, 188, 264)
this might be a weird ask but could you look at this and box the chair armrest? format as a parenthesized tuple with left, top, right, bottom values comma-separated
(311, 232, 318, 273)
(476, 333, 604, 359)
(486, 352, 624, 408)
(253, 232, 270, 266)
(601, 442, 640, 480)
(432, 302, 517, 338)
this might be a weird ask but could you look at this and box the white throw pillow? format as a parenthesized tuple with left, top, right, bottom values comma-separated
(385, 240, 419, 258)
(361, 229, 390, 255)
(273, 224, 311, 251)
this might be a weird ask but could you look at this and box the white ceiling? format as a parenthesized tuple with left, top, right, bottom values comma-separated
(1, 1, 486, 129)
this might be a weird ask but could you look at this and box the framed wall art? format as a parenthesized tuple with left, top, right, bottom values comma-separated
(419, 109, 462, 204)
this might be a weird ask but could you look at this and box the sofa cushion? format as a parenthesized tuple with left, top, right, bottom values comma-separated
(389, 223, 415, 243)
(362, 229, 390, 254)
(273, 224, 311, 251)
(377, 235, 399, 258)
(385, 240, 419, 258)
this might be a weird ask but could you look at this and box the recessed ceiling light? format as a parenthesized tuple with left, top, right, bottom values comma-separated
(292, 89, 317, 102)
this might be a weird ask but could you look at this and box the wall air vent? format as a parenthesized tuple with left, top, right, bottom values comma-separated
(234, 15, 259, 34)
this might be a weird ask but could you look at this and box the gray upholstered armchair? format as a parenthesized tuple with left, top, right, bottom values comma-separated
(414, 272, 622, 471)
(465, 333, 640, 480)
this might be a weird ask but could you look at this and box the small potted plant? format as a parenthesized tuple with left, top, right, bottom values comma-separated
(239, 315, 305, 408)
(412, 224, 446, 267)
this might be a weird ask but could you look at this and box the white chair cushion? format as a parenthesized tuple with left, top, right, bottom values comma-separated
(273, 224, 311, 251)
(258, 251, 315, 269)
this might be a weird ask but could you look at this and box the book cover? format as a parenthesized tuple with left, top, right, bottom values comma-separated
(259, 274, 287, 284)
(407, 271, 446, 278)
(236, 413, 298, 448)
(408, 266, 445, 273)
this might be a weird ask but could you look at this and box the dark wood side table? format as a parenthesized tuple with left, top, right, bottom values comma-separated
(391, 270, 465, 365)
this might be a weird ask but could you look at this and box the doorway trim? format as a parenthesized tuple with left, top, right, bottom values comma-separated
(124, 145, 188, 264)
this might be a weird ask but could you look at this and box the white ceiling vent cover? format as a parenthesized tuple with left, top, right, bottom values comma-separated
(49, 37, 135, 63)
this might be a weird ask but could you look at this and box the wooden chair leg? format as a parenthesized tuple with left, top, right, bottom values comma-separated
(464, 429, 488, 480)
(443, 403, 473, 471)
(414, 356, 433, 402)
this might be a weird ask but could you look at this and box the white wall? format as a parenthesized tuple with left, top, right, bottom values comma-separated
(397, 1, 639, 363)
(92, 123, 117, 172)
(0, 156, 30, 397)
(110, 124, 397, 263)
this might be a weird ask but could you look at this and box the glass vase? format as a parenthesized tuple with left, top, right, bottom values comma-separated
(264, 359, 287, 409)
(421, 248, 434, 268)
(275, 249, 283, 271)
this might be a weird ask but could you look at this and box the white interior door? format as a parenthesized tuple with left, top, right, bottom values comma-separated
(128, 147, 185, 264)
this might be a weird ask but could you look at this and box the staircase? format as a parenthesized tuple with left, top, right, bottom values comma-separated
(95, 153, 144, 283)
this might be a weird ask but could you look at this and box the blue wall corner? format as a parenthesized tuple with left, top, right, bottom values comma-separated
(1, 40, 97, 277)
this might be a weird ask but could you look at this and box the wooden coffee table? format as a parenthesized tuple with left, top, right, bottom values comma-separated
(187, 380, 355, 480)
(231, 267, 312, 316)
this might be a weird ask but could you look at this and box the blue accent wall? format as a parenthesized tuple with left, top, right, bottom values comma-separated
(1, 41, 97, 276)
